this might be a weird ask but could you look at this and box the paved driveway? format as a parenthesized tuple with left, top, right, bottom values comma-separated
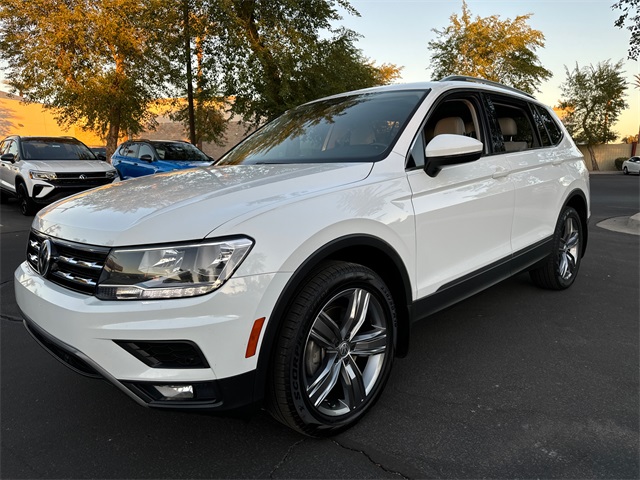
(1, 174, 638, 479)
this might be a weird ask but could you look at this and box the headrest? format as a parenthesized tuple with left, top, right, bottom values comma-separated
(498, 118, 518, 137)
(434, 117, 465, 136)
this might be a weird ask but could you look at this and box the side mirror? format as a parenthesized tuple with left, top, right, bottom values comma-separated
(97, 154, 107, 161)
(424, 134, 483, 177)
(1, 153, 16, 163)
(140, 154, 153, 162)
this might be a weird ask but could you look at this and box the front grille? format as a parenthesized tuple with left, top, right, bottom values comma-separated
(27, 230, 110, 295)
(49, 172, 114, 187)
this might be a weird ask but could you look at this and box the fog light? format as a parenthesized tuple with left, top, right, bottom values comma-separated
(154, 384, 194, 400)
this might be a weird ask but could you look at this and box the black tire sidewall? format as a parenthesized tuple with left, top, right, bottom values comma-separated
(18, 184, 32, 216)
(551, 207, 582, 289)
(282, 262, 396, 434)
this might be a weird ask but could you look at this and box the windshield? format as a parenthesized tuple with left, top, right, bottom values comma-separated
(217, 90, 428, 166)
(21, 138, 97, 160)
(152, 142, 210, 161)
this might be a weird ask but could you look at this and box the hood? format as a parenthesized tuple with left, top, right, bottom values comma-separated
(25, 160, 115, 172)
(33, 163, 373, 246)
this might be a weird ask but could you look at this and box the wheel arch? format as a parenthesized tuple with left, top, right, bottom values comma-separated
(252, 234, 413, 404)
(563, 188, 589, 257)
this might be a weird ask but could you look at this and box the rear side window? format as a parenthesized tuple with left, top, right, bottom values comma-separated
(486, 95, 536, 153)
(533, 105, 563, 146)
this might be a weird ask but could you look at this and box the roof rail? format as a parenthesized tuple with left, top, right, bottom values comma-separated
(439, 75, 534, 98)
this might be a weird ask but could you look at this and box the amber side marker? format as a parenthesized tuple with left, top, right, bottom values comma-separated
(245, 317, 266, 358)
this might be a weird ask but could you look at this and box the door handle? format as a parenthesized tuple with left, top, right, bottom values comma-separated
(492, 166, 509, 179)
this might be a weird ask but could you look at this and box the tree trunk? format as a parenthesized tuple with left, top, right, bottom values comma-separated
(183, 0, 196, 145)
(105, 115, 120, 161)
(587, 144, 599, 171)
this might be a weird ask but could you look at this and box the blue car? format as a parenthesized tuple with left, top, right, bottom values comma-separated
(111, 140, 214, 179)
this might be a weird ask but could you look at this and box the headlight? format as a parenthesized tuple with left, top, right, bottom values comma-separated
(106, 170, 117, 179)
(29, 170, 57, 181)
(95, 237, 253, 300)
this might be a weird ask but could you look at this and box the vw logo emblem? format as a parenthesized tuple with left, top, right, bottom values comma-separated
(38, 239, 52, 277)
(79, 174, 87, 180)
(337, 341, 350, 358)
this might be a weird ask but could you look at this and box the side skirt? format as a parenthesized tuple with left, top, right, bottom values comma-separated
(409, 237, 553, 323)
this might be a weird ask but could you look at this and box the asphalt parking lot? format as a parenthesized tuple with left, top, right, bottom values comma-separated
(1, 173, 638, 479)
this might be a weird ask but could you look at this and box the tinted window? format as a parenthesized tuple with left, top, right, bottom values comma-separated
(151, 142, 209, 161)
(489, 97, 536, 153)
(21, 138, 96, 160)
(6, 140, 19, 157)
(217, 91, 428, 166)
(138, 144, 155, 159)
(534, 105, 563, 145)
(119, 144, 139, 158)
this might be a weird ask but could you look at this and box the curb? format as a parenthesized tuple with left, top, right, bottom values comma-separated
(597, 213, 640, 236)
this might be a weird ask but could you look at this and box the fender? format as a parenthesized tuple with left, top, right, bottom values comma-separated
(251, 234, 413, 403)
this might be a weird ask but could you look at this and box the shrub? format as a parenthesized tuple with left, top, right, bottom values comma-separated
(614, 157, 627, 171)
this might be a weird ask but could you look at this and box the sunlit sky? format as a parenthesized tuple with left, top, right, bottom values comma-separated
(335, 0, 640, 138)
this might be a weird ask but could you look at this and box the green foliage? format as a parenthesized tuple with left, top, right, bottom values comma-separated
(427, 1, 552, 94)
(0, 0, 399, 149)
(0, 0, 164, 155)
(614, 157, 628, 170)
(217, 0, 401, 124)
(612, 0, 640, 60)
(559, 60, 628, 171)
(559, 60, 628, 145)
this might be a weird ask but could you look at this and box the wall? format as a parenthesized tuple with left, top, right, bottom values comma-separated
(578, 143, 633, 171)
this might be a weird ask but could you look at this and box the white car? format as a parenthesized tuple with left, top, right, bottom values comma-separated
(15, 77, 590, 436)
(622, 156, 640, 175)
(0, 136, 118, 215)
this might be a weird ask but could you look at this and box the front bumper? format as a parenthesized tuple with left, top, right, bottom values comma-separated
(15, 261, 288, 411)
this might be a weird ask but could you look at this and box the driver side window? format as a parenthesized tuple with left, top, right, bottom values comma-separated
(138, 144, 155, 159)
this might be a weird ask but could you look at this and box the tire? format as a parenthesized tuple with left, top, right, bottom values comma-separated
(268, 261, 396, 436)
(530, 206, 583, 290)
(623, 166, 629, 175)
(17, 183, 37, 216)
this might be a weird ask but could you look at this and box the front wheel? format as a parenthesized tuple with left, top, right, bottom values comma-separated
(530, 206, 583, 290)
(268, 261, 396, 436)
(623, 166, 629, 175)
(17, 184, 36, 216)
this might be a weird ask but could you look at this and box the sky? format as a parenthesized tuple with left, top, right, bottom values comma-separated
(334, 0, 640, 139)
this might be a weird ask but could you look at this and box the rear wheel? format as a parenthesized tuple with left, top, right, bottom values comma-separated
(268, 261, 395, 436)
(530, 206, 583, 290)
(17, 183, 36, 216)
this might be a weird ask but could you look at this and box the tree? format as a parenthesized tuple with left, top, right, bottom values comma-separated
(0, 0, 163, 157)
(217, 0, 401, 124)
(612, 0, 640, 60)
(427, 0, 552, 94)
(559, 60, 628, 171)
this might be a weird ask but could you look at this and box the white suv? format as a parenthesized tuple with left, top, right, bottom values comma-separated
(15, 77, 590, 435)
(0, 136, 118, 215)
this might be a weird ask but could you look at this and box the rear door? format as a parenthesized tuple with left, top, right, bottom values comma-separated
(485, 95, 569, 253)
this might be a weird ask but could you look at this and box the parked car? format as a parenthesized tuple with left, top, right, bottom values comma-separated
(90, 146, 107, 161)
(15, 77, 590, 436)
(111, 139, 214, 179)
(622, 156, 640, 175)
(0, 135, 119, 215)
